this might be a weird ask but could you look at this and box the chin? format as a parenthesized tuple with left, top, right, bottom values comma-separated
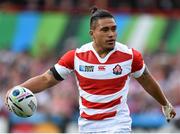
(106, 46, 114, 51)
(107, 43, 115, 50)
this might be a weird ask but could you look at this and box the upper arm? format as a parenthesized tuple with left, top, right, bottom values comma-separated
(131, 48, 145, 78)
(135, 67, 150, 82)
(54, 50, 75, 80)
(58, 50, 75, 69)
(135, 66, 156, 88)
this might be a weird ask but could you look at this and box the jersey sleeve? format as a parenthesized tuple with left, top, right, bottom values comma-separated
(54, 50, 75, 79)
(131, 48, 145, 78)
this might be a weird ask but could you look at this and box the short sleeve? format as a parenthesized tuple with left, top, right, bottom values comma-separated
(58, 50, 75, 69)
(54, 50, 75, 79)
(131, 48, 145, 78)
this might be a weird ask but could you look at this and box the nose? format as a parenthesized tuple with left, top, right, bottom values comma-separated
(108, 31, 115, 38)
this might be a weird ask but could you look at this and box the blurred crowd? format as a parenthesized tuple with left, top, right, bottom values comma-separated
(0, 49, 79, 132)
(0, 0, 179, 12)
(128, 52, 180, 131)
(0, 39, 180, 132)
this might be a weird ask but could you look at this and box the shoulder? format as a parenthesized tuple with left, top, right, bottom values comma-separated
(66, 49, 76, 54)
(58, 49, 75, 69)
(115, 42, 143, 56)
(62, 49, 76, 58)
(115, 42, 132, 55)
(131, 48, 143, 60)
(58, 49, 76, 62)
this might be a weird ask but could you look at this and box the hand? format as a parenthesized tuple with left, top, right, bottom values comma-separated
(162, 102, 176, 122)
(4, 90, 12, 112)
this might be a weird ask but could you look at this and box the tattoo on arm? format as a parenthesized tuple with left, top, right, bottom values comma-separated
(139, 67, 150, 80)
(136, 66, 155, 88)
(143, 67, 149, 75)
(47, 70, 53, 75)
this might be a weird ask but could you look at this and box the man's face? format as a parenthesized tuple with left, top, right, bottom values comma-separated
(90, 18, 117, 51)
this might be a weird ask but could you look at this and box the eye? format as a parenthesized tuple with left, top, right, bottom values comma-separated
(101, 27, 109, 32)
(111, 26, 117, 32)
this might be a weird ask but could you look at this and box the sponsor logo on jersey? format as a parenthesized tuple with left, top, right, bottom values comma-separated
(98, 66, 106, 71)
(79, 65, 94, 72)
(113, 64, 122, 75)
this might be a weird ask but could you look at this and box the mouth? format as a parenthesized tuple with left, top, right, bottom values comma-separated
(106, 39, 115, 45)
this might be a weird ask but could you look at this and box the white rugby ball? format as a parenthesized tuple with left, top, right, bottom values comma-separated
(7, 86, 37, 118)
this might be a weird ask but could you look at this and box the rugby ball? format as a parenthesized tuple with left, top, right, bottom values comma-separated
(6, 86, 37, 118)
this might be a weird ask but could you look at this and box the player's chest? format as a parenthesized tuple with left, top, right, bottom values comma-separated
(74, 59, 132, 78)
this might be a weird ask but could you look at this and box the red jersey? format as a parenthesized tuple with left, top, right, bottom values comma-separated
(54, 42, 145, 132)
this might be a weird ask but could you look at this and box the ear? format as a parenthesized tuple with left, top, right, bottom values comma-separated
(89, 30, 93, 37)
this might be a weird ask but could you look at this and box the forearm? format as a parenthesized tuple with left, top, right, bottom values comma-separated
(136, 67, 168, 106)
(20, 76, 49, 93)
(19, 70, 59, 93)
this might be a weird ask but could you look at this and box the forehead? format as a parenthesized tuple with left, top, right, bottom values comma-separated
(96, 18, 116, 28)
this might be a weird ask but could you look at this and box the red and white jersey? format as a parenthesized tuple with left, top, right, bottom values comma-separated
(54, 42, 145, 132)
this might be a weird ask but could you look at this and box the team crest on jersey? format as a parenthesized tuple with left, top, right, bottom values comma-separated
(79, 65, 94, 72)
(113, 64, 122, 75)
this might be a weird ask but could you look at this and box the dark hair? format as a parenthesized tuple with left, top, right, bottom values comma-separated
(90, 6, 114, 29)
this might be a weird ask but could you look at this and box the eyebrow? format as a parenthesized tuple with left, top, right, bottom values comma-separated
(99, 25, 117, 30)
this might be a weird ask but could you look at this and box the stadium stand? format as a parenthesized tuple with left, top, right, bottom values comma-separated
(30, 12, 69, 57)
(11, 11, 40, 52)
(0, 12, 17, 49)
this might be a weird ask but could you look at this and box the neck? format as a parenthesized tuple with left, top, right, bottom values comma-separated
(92, 43, 111, 58)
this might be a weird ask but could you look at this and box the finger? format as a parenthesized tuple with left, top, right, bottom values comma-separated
(170, 110, 176, 118)
(4, 90, 11, 105)
(170, 113, 176, 118)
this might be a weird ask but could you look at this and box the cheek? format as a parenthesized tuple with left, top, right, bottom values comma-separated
(94, 33, 101, 40)
(115, 32, 117, 37)
(95, 34, 105, 42)
(96, 32, 106, 39)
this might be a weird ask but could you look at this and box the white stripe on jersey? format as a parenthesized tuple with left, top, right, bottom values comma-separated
(77, 77, 130, 103)
(78, 103, 132, 132)
(54, 64, 72, 79)
(79, 101, 118, 115)
(132, 63, 145, 78)
(76, 42, 132, 55)
(74, 55, 132, 79)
